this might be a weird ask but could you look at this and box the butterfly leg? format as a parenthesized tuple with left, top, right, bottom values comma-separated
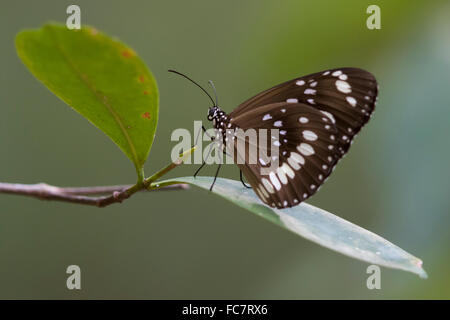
(239, 170, 252, 189)
(194, 162, 206, 178)
(209, 164, 222, 191)
(208, 145, 226, 191)
(194, 141, 214, 178)
(193, 125, 213, 149)
(202, 125, 215, 141)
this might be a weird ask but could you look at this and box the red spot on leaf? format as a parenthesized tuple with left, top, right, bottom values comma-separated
(138, 75, 145, 83)
(142, 112, 151, 119)
(143, 90, 149, 95)
(121, 49, 134, 58)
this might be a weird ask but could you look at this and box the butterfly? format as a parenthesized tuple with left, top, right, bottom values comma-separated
(169, 68, 378, 209)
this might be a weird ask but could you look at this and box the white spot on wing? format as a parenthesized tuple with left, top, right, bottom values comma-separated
(281, 162, 295, 179)
(276, 167, 288, 185)
(335, 80, 351, 93)
(274, 120, 283, 127)
(320, 111, 336, 124)
(269, 172, 281, 191)
(286, 98, 298, 103)
(296, 80, 305, 86)
(255, 188, 264, 200)
(297, 143, 315, 156)
(302, 130, 318, 141)
(287, 157, 301, 170)
(259, 185, 269, 199)
(290, 152, 305, 165)
(299, 117, 309, 124)
(262, 178, 274, 194)
(346, 96, 357, 107)
(304, 88, 316, 95)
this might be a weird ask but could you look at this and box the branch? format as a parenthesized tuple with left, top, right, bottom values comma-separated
(0, 182, 189, 207)
(50, 183, 189, 195)
(0, 147, 196, 207)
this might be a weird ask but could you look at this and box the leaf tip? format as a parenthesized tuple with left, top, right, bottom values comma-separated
(415, 259, 428, 279)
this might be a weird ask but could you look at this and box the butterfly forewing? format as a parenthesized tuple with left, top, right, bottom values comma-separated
(230, 67, 378, 158)
(228, 102, 341, 208)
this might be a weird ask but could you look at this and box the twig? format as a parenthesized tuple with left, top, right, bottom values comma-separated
(0, 147, 195, 207)
(52, 183, 189, 195)
(0, 182, 189, 207)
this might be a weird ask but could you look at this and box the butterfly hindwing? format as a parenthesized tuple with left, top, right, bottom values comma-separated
(227, 102, 341, 208)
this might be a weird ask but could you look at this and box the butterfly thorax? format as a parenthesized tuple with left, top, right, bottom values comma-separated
(207, 106, 236, 145)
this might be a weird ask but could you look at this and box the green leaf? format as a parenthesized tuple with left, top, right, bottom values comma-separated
(15, 24, 158, 178)
(158, 177, 428, 278)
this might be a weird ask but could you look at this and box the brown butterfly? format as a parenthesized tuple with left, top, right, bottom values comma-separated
(170, 68, 378, 208)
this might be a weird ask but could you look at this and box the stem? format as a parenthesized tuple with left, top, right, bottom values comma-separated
(136, 166, 145, 184)
(0, 147, 196, 207)
(60, 183, 188, 195)
(0, 182, 188, 207)
(144, 146, 196, 187)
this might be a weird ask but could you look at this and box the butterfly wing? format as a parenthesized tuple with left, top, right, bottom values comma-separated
(227, 102, 341, 208)
(230, 67, 378, 157)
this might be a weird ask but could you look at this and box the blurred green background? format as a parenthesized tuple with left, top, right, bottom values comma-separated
(1, 0, 449, 299)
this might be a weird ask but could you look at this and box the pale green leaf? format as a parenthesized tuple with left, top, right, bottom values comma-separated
(158, 176, 427, 278)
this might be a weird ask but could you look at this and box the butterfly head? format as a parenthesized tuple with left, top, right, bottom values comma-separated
(207, 106, 219, 121)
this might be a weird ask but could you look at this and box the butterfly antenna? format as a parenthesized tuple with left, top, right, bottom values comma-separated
(208, 80, 219, 106)
(168, 69, 215, 106)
